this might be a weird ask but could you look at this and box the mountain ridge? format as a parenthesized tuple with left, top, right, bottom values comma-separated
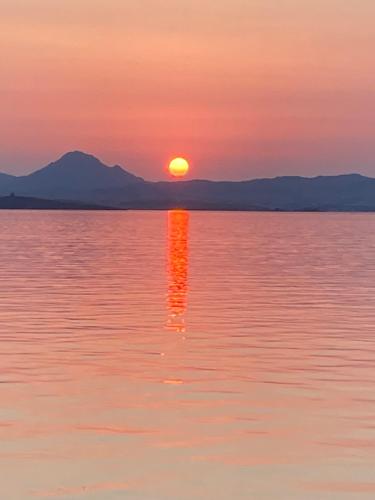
(1, 151, 375, 211)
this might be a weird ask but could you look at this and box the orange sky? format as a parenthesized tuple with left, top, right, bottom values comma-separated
(1, 0, 375, 179)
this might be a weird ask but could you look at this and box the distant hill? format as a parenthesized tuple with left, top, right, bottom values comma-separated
(92, 174, 375, 211)
(0, 172, 17, 190)
(0, 151, 144, 199)
(1, 152, 375, 211)
(0, 194, 117, 210)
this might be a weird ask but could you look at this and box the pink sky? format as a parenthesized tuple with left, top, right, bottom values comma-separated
(1, 0, 375, 180)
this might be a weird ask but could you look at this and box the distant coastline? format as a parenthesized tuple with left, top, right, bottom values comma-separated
(0, 195, 118, 211)
(2, 195, 375, 212)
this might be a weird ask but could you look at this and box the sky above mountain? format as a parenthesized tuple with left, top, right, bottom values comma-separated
(1, 0, 375, 180)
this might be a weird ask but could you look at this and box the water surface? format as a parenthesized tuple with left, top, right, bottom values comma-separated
(1, 211, 375, 499)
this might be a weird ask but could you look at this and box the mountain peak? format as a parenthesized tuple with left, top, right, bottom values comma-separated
(53, 152, 144, 181)
(54, 151, 106, 168)
(8, 151, 144, 197)
(59, 151, 97, 161)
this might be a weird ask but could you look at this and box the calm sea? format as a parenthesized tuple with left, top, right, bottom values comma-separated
(1, 211, 375, 499)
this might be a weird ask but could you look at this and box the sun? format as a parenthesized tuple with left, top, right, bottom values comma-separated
(168, 157, 189, 178)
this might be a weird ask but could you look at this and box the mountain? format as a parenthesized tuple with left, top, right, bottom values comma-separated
(91, 174, 375, 211)
(0, 171, 17, 190)
(0, 151, 144, 198)
(1, 152, 375, 211)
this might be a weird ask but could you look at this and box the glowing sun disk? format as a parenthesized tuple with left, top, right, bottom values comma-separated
(169, 157, 189, 177)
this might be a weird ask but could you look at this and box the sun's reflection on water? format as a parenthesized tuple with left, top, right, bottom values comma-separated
(166, 210, 189, 332)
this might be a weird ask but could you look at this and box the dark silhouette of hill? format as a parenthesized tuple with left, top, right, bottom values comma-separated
(0, 151, 143, 199)
(0, 172, 17, 190)
(0, 194, 117, 210)
(1, 152, 375, 211)
(92, 174, 375, 211)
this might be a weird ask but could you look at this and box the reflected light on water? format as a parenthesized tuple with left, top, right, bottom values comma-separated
(1, 212, 375, 499)
(166, 210, 189, 332)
